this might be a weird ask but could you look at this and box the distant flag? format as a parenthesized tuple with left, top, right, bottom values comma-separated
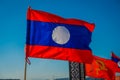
(111, 52, 120, 68)
(86, 56, 117, 80)
(25, 7, 95, 63)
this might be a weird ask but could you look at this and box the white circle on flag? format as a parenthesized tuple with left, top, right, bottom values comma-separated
(117, 61, 120, 67)
(52, 26, 70, 44)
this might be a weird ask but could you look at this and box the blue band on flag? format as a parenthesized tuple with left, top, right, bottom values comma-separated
(112, 57, 119, 63)
(26, 20, 92, 50)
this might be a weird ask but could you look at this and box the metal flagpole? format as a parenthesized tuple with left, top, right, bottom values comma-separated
(24, 0, 31, 80)
(69, 62, 85, 80)
(24, 59, 27, 80)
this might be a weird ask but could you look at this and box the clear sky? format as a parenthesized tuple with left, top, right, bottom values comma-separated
(0, 0, 120, 80)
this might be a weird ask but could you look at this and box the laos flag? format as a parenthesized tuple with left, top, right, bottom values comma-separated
(26, 7, 95, 63)
(111, 52, 120, 68)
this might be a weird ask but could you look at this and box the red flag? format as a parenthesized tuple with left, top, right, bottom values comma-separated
(26, 7, 95, 63)
(86, 56, 117, 80)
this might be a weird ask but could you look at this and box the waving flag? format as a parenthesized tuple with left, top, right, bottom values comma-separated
(111, 52, 120, 68)
(86, 56, 117, 80)
(26, 7, 95, 63)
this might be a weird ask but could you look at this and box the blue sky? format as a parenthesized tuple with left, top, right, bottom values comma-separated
(0, 0, 120, 80)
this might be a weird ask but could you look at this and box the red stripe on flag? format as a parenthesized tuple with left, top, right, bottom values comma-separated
(27, 7, 95, 32)
(26, 45, 93, 63)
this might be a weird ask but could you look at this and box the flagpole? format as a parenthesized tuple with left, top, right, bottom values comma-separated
(24, 59, 27, 80)
(24, 0, 31, 79)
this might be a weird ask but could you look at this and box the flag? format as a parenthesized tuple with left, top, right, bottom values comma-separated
(86, 56, 117, 80)
(111, 52, 120, 68)
(111, 52, 120, 73)
(26, 7, 95, 63)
